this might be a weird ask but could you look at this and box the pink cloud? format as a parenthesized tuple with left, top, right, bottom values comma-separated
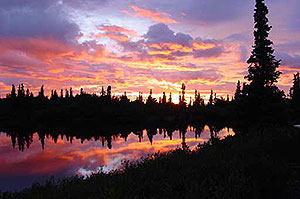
(98, 25, 141, 38)
(123, 5, 178, 24)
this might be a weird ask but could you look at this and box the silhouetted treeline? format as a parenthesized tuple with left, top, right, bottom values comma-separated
(1, 74, 299, 133)
(0, 82, 236, 134)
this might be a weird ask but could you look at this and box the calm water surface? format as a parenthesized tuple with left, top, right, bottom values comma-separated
(0, 126, 234, 191)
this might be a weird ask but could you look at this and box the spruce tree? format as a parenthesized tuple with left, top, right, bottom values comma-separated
(246, 0, 281, 88)
(65, 89, 69, 98)
(290, 72, 300, 103)
(234, 80, 242, 100)
(70, 87, 73, 98)
(101, 86, 105, 96)
(60, 89, 64, 98)
(26, 89, 30, 98)
(168, 93, 172, 104)
(181, 83, 186, 105)
(146, 89, 156, 105)
(162, 92, 166, 104)
(10, 84, 16, 98)
(209, 90, 214, 105)
(240, 0, 287, 123)
(17, 84, 25, 98)
(38, 85, 45, 98)
(194, 90, 201, 106)
(107, 86, 112, 99)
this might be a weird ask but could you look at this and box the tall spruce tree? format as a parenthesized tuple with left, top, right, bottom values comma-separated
(246, 0, 281, 88)
(239, 0, 287, 123)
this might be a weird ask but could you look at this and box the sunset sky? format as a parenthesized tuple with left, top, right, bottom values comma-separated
(0, 0, 299, 101)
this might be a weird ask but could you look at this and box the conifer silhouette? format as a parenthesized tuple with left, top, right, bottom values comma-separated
(10, 84, 16, 98)
(290, 72, 300, 103)
(234, 81, 242, 100)
(246, 0, 281, 89)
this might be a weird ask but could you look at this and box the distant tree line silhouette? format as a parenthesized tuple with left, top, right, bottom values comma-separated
(5, 82, 226, 106)
(0, 81, 234, 136)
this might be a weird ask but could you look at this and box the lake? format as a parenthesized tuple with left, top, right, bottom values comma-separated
(0, 125, 234, 191)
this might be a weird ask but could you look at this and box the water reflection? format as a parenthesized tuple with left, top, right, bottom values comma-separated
(0, 125, 234, 191)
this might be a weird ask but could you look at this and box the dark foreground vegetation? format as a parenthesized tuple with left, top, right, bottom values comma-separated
(0, 0, 300, 198)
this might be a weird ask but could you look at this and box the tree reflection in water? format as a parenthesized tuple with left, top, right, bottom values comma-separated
(3, 123, 234, 151)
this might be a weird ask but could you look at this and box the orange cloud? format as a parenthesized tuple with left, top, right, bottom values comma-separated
(193, 42, 216, 50)
(123, 5, 178, 24)
(148, 41, 218, 58)
(93, 32, 130, 42)
(98, 25, 140, 38)
(148, 50, 172, 55)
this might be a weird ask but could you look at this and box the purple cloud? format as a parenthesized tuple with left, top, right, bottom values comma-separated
(144, 23, 193, 46)
(193, 47, 224, 58)
(276, 51, 300, 69)
(0, 0, 80, 43)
